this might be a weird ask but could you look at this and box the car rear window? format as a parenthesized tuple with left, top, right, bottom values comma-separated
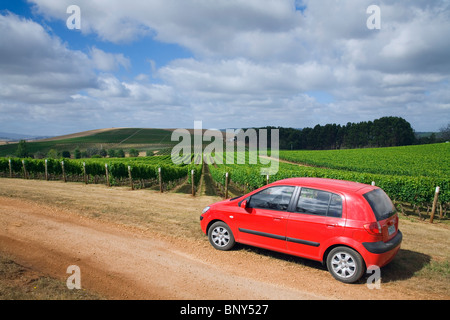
(363, 188, 396, 221)
(296, 188, 343, 218)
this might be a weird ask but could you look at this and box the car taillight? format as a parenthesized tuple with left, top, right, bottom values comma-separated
(364, 222, 382, 235)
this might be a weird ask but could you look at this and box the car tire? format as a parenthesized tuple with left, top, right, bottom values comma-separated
(326, 246, 365, 283)
(208, 221, 235, 251)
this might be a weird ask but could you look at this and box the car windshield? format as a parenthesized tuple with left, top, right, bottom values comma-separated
(363, 188, 396, 221)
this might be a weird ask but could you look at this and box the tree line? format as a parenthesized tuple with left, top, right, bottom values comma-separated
(15, 142, 143, 159)
(258, 116, 446, 150)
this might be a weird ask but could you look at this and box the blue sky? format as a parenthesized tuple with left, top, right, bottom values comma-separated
(1, 0, 449, 136)
(2, 1, 192, 82)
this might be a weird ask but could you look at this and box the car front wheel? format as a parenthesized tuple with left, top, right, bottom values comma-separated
(326, 246, 365, 283)
(208, 221, 235, 251)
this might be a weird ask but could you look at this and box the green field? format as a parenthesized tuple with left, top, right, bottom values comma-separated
(0, 128, 178, 157)
(1, 128, 448, 207)
(207, 143, 449, 205)
(279, 143, 449, 178)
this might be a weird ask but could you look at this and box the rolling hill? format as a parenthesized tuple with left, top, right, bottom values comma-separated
(0, 128, 180, 157)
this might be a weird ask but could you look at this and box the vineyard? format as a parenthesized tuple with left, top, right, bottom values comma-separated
(279, 143, 449, 178)
(0, 142, 449, 218)
(0, 155, 202, 191)
(208, 151, 449, 206)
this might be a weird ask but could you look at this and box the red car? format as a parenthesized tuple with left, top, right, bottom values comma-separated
(200, 177, 402, 283)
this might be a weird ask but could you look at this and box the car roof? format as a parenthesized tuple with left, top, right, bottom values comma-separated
(272, 177, 375, 194)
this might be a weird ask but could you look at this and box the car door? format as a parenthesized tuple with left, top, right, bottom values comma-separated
(286, 187, 345, 261)
(236, 185, 295, 251)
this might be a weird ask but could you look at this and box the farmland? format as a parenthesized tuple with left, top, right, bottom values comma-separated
(0, 155, 202, 192)
(0, 127, 448, 209)
(0, 135, 449, 300)
(0, 128, 179, 157)
(207, 143, 450, 206)
(1, 142, 449, 211)
(279, 143, 449, 178)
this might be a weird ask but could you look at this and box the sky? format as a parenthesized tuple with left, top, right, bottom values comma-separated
(0, 0, 449, 136)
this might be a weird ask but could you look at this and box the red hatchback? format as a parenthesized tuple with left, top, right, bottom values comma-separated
(200, 177, 402, 283)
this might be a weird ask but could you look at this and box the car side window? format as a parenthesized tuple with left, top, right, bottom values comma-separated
(296, 188, 342, 218)
(328, 193, 343, 217)
(248, 186, 295, 211)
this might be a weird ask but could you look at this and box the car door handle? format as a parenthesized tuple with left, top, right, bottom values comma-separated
(326, 224, 337, 228)
(273, 217, 284, 221)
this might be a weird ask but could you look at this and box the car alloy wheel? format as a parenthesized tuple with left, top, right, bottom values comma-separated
(327, 247, 365, 283)
(208, 221, 235, 251)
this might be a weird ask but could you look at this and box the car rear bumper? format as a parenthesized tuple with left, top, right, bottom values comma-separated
(362, 230, 403, 254)
(361, 230, 402, 268)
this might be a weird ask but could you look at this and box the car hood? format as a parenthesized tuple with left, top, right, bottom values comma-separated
(209, 196, 243, 208)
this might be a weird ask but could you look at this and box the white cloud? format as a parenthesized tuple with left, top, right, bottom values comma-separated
(1, 0, 449, 135)
(158, 58, 335, 96)
(0, 11, 190, 135)
(0, 13, 97, 104)
(30, 0, 304, 58)
(89, 47, 131, 72)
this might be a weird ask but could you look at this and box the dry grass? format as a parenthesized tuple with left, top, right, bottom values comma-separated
(382, 218, 450, 295)
(0, 178, 219, 240)
(0, 254, 104, 300)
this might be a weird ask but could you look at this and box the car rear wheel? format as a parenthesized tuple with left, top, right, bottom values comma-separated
(327, 247, 365, 283)
(208, 221, 235, 251)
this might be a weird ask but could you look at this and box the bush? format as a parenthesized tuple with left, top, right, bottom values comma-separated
(116, 149, 125, 158)
(34, 151, 46, 159)
(129, 149, 139, 157)
(74, 148, 81, 159)
(16, 140, 29, 158)
(86, 147, 100, 158)
(108, 149, 116, 158)
(62, 151, 71, 158)
(47, 149, 59, 159)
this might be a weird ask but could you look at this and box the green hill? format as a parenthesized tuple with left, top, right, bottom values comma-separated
(0, 128, 179, 157)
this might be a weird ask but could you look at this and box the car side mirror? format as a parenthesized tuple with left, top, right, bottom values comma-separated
(240, 200, 248, 209)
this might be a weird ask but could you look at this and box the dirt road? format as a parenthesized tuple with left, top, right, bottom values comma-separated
(0, 196, 327, 299)
(0, 179, 448, 300)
